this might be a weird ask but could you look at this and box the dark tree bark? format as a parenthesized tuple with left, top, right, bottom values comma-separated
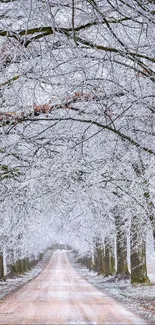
(103, 237, 115, 276)
(115, 213, 130, 276)
(0, 255, 4, 279)
(94, 242, 104, 274)
(130, 215, 149, 284)
(77, 256, 93, 270)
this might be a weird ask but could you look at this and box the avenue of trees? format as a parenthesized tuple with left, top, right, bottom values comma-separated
(0, 0, 155, 283)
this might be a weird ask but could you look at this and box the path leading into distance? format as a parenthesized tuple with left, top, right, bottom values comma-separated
(0, 250, 146, 324)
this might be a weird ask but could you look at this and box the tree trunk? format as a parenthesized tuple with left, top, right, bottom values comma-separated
(0, 255, 4, 280)
(130, 216, 149, 284)
(22, 258, 30, 272)
(153, 229, 155, 249)
(11, 259, 24, 275)
(93, 238, 104, 274)
(94, 244, 103, 274)
(103, 237, 115, 276)
(77, 256, 92, 270)
(86, 257, 93, 270)
(115, 214, 130, 276)
(3, 246, 7, 277)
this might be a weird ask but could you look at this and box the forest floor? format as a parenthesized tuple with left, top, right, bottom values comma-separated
(0, 249, 147, 324)
(69, 252, 155, 325)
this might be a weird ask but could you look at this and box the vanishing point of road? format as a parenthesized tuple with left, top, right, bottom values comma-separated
(0, 250, 146, 324)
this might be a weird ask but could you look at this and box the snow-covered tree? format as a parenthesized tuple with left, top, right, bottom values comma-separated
(0, 0, 155, 283)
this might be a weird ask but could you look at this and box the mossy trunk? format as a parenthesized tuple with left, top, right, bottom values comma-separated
(3, 246, 7, 277)
(25, 258, 31, 270)
(111, 253, 116, 275)
(22, 258, 28, 272)
(130, 216, 150, 284)
(153, 229, 155, 250)
(24, 258, 31, 271)
(94, 242, 104, 274)
(11, 259, 23, 274)
(77, 256, 92, 270)
(10, 253, 44, 277)
(85, 257, 93, 270)
(103, 237, 115, 276)
(11, 264, 16, 275)
(17, 259, 23, 274)
(0, 255, 4, 279)
(115, 214, 129, 276)
(11, 258, 30, 275)
(39, 253, 43, 260)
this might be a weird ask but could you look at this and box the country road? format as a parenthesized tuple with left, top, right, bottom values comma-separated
(0, 250, 146, 325)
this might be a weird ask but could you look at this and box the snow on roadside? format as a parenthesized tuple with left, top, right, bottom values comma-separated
(147, 251, 155, 283)
(69, 252, 155, 325)
(0, 249, 53, 300)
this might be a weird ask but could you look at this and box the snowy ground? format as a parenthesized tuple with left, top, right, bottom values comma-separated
(0, 250, 147, 325)
(69, 252, 155, 325)
(0, 249, 53, 301)
(0, 249, 155, 324)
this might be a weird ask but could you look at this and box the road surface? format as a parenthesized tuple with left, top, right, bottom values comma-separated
(0, 250, 146, 324)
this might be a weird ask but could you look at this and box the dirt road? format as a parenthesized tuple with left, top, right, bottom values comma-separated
(0, 250, 146, 324)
